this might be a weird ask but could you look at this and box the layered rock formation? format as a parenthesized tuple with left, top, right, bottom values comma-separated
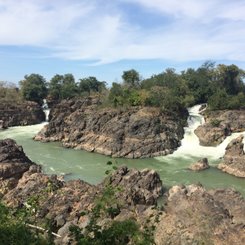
(34, 98, 187, 158)
(195, 110, 245, 146)
(1, 139, 245, 245)
(0, 101, 45, 128)
(218, 135, 245, 177)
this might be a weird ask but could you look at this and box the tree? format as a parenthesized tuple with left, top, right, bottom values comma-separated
(60, 74, 78, 99)
(215, 64, 245, 95)
(108, 83, 124, 107)
(122, 69, 140, 88)
(48, 74, 63, 100)
(48, 74, 79, 100)
(79, 76, 106, 95)
(19, 74, 47, 105)
(208, 89, 229, 110)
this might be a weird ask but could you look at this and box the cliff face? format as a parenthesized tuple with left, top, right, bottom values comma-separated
(195, 110, 245, 146)
(35, 98, 187, 158)
(1, 139, 244, 245)
(0, 101, 45, 128)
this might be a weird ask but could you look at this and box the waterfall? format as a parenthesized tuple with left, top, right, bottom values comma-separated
(159, 104, 245, 161)
(42, 99, 50, 122)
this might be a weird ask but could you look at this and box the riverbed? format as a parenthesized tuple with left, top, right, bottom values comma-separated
(0, 105, 244, 196)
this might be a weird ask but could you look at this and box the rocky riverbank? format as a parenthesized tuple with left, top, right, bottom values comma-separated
(0, 101, 45, 128)
(195, 109, 245, 146)
(34, 98, 187, 158)
(0, 139, 244, 245)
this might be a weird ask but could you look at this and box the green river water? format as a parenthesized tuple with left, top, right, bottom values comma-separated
(0, 105, 244, 196)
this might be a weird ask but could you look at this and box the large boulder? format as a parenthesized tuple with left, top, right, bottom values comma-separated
(218, 135, 245, 177)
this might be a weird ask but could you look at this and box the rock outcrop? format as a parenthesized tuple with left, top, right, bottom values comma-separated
(0, 139, 35, 195)
(218, 135, 245, 177)
(188, 158, 210, 171)
(102, 166, 163, 206)
(195, 110, 245, 146)
(0, 139, 34, 180)
(34, 98, 187, 158)
(0, 101, 45, 127)
(155, 184, 245, 245)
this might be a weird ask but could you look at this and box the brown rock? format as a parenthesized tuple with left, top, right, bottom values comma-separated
(0, 101, 45, 127)
(0, 139, 34, 180)
(0, 120, 7, 129)
(155, 184, 245, 245)
(189, 158, 210, 171)
(102, 166, 163, 206)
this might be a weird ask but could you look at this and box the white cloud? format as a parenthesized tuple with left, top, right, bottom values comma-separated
(0, 0, 244, 63)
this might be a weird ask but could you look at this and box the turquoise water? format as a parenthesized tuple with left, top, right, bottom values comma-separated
(0, 105, 244, 196)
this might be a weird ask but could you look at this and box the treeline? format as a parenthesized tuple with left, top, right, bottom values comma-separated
(1, 62, 245, 111)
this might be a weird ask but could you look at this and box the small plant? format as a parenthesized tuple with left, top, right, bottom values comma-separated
(210, 119, 221, 127)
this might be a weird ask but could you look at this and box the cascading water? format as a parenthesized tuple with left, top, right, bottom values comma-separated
(42, 99, 50, 122)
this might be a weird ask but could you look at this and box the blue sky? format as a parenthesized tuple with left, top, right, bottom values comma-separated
(0, 0, 245, 85)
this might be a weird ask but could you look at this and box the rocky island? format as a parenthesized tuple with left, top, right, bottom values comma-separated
(0, 138, 244, 244)
(195, 109, 245, 146)
(35, 98, 187, 158)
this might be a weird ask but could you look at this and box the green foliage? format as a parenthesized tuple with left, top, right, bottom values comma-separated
(208, 89, 245, 110)
(0, 202, 48, 245)
(122, 69, 140, 88)
(207, 89, 229, 110)
(48, 74, 106, 100)
(19, 74, 47, 105)
(10, 62, 245, 112)
(216, 64, 245, 95)
(69, 183, 155, 245)
(79, 76, 106, 96)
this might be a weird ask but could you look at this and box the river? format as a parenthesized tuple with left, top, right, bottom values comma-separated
(0, 105, 244, 196)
